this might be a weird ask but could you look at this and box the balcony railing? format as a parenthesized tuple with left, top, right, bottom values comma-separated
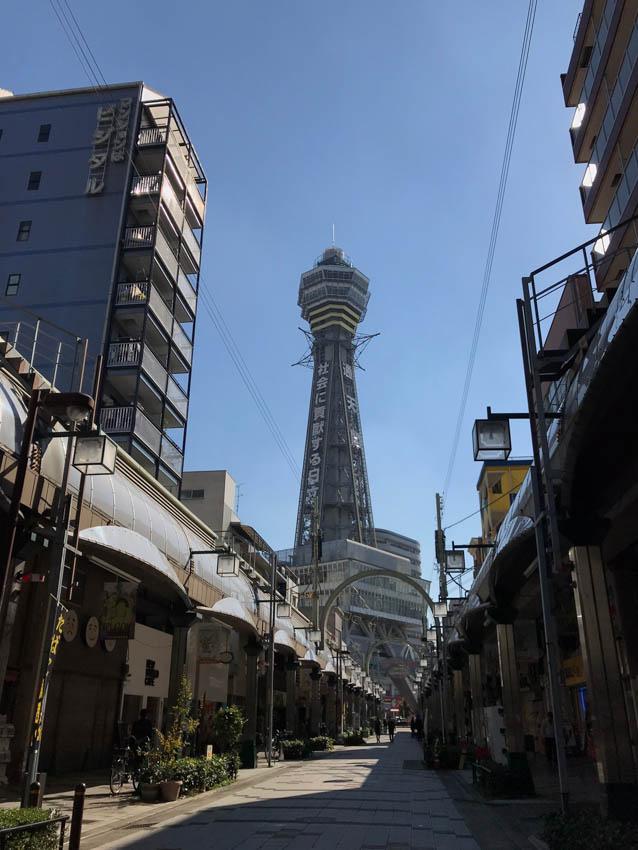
(177, 268, 197, 311)
(142, 345, 168, 393)
(148, 286, 173, 336)
(594, 135, 638, 256)
(155, 227, 179, 282)
(172, 321, 192, 365)
(123, 225, 154, 249)
(116, 281, 149, 305)
(101, 405, 162, 455)
(161, 435, 183, 476)
(101, 405, 134, 432)
(107, 341, 141, 367)
(138, 126, 168, 146)
(131, 174, 161, 195)
(167, 374, 188, 417)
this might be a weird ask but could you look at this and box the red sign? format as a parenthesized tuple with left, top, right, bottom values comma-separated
(382, 697, 403, 711)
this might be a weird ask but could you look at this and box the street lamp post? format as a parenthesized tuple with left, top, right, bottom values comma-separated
(19, 393, 116, 803)
(472, 400, 569, 810)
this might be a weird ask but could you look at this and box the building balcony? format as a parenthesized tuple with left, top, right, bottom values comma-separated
(131, 174, 161, 196)
(137, 125, 168, 147)
(580, 15, 638, 219)
(116, 281, 149, 306)
(122, 225, 154, 250)
(100, 404, 162, 455)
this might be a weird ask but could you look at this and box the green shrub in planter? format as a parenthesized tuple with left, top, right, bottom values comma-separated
(158, 754, 238, 794)
(0, 808, 60, 850)
(541, 810, 638, 850)
(281, 739, 309, 760)
(343, 733, 366, 745)
(308, 736, 334, 751)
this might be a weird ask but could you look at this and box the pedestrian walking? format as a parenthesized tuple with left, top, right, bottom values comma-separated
(374, 718, 381, 743)
(410, 715, 416, 738)
(415, 714, 424, 740)
(542, 712, 556, 764)
(388, 718, 396, 742)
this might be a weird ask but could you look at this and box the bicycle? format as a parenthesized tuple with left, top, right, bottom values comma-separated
(109, 738, 146, 795)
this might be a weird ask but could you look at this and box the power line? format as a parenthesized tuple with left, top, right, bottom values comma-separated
(443, 480, 523, 532)
(442, 0, 538, 503)
(48, 0, 301, 483)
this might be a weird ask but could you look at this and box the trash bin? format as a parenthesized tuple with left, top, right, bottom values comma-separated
(240, 739, 257, 769)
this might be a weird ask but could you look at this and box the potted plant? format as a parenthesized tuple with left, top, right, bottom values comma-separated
(155, 673, 199, 803)
(136, 746, 162, 802)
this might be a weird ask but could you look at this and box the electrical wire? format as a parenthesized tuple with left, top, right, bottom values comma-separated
(442, 0, 538, 503)
(47, 0, 301, 482)
(443, 480, 523, 531)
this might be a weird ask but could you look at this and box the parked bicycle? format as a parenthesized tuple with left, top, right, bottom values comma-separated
(109, 737, 146, 795)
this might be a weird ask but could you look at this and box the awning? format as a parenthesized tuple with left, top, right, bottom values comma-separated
(79, 525, 189, 604)
(200, 597, 257, 635)
(274, 629, 297, 653)
(323, 660, 336, 674)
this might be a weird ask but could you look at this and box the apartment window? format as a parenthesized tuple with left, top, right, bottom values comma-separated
(181, 488, 205, 500)
(16, 220, 32, 242)
(5, 274, 20, 296)
(611, 172, 622, 188)
(37, 124, 51, 142)
(27, 171, 42, 190)
(492, 480, 502, 494)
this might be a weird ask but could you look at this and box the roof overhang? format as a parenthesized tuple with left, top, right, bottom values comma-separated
(79, 525, 190, 605)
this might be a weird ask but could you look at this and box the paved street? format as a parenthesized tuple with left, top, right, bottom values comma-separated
(99, 731, 478, 850)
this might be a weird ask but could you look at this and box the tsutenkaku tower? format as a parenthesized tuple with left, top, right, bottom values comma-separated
(295, 246, 377, 549)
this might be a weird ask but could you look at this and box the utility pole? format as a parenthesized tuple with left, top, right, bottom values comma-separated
(265, 551, 276, 767)
(435, 493, 449, 744)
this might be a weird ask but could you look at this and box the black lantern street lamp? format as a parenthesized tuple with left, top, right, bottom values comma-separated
(472, 416, 512, 461)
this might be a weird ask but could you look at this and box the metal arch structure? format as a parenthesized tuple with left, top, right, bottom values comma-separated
(364, 637, 418, 676)
(319, 568, 435, 644)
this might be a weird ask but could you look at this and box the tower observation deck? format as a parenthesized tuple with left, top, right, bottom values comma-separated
(295, 247, 376, 549)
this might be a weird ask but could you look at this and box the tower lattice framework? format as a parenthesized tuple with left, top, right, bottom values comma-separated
(295, 247, 377, 549)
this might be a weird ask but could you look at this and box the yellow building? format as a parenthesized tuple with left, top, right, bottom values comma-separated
(469, 460, 531, 575)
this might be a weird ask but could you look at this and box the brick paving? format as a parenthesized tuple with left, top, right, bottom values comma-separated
(97, 730, 480, 850)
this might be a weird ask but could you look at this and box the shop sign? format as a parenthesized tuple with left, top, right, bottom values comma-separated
(563, 655, 585, 687)
(383, 696, 402, 711)
(101, 581, 136, 640)
(31, 604, 66, 745)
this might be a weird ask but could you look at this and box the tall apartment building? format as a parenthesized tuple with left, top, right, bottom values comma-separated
(373, 528, 422, 578)
(563, 1, 638, 287)
(0, 83, 206, 495)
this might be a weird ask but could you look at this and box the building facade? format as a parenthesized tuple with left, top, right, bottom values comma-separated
(564, 0, 638, 288)
(0, 83, 206, 494)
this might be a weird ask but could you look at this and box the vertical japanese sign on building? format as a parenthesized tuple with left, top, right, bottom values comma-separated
(31, 604, 66, 747)
(85, 97, 132, 195)
(303, 360, 331, 534)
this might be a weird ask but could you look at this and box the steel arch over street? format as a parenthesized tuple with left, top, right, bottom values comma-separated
(364, 638, 417, 676)
(319, 568, 435, 643)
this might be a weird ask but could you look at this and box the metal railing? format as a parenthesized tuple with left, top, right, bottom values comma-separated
(122, 225, 154, 249)
(0, 815, 68, 850)
(116, 281, 149, 305)
(100, 405, 134, 432)
(107, 340, 141, 367)
(0, 299, 89, 392)
(131, 174, 161, 195)
(137, 125, 168, 146)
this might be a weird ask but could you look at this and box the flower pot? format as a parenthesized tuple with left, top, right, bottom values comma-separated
(139, 782, 160, 803)
(160, 779, 182, 802)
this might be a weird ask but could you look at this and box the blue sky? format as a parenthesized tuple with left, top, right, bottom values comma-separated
(5, 0, 592, 586)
